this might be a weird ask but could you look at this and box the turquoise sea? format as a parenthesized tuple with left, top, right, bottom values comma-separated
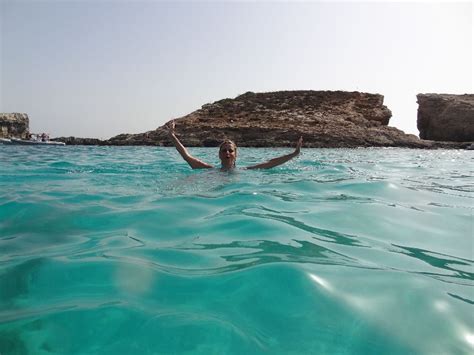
(0, 145, 472, 354)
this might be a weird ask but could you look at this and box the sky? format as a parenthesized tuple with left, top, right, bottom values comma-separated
(0, 0, 472, 139)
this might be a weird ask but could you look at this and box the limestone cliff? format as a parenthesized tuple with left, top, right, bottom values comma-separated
(0, 113, 29, 139)
(417, 94, 474, 142)
(106, 90, 430, 148)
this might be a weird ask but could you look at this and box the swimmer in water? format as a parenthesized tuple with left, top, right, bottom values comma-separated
(167, 120, 303, 170)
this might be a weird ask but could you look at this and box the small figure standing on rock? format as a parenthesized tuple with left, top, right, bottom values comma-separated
(167, 120, 303, 170)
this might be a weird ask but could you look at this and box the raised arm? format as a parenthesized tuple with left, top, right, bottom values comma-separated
(245, 137, 303, 170)
(167, 120, 214, 169)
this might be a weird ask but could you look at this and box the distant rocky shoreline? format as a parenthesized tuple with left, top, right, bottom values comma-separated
(0, 113, 29, 139)
(2, 91, 473, 149)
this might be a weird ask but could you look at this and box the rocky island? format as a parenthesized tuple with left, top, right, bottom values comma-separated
(3, 91, 472, 148)
(104, 90, 471, 148)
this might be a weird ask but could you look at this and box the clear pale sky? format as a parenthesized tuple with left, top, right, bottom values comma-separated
(1, 0, 472, 139)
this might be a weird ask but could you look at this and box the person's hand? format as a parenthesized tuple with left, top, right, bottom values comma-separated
(167, 120, 176, 137)
(295, 136, 303, 154)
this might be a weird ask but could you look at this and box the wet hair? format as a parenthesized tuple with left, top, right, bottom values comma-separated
(219, 140, 237, 168)
(219, 139, 237, 153)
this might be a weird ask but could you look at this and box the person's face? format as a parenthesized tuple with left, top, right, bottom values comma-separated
(219, 143, 237, 167)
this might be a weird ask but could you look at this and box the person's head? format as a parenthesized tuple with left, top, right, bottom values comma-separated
(219, 140, 237, 169)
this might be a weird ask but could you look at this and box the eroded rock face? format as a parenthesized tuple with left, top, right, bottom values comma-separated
(417, 94, 474, 142)
(0, 113, 29, 139)
(107, 90, 430, 148)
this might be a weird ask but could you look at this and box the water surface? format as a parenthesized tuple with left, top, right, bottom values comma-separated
(0, 146, 473, 354)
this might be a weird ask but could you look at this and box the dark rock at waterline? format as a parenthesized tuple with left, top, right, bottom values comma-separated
(51, 136, 105, 145)
(417, 94, 474, 142)
(0, 113, 29, 139)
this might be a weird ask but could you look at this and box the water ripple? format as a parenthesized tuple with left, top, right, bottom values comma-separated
(1, 146, 473, 354)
